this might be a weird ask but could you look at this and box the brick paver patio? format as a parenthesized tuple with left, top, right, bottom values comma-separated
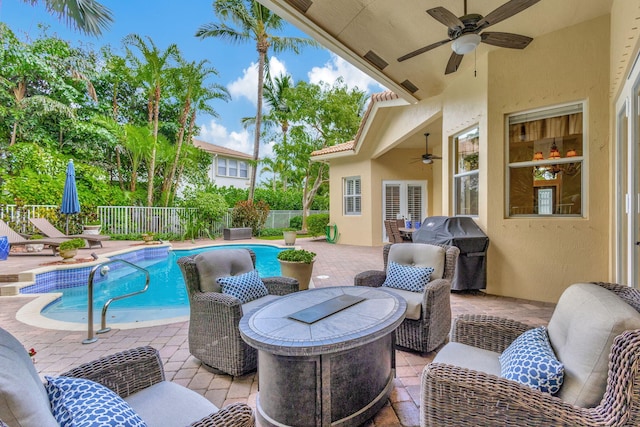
(0, 237, 555, 426)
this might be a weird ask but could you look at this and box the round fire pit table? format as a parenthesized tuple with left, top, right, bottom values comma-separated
(239, 286, 406, 427)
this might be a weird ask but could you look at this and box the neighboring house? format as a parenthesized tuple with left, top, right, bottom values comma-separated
(264, 0, 640, 305)
(193, 139, 252, 189)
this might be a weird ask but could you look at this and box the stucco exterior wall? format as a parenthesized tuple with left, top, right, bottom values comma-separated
(483, 15, 610, 303)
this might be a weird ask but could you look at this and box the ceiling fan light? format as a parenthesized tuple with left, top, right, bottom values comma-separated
(422, 158, 433, 164)
(452, 33, 481, 55)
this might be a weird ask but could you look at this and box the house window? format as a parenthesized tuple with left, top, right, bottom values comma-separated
(344, 177, 361, 215)
(228, 159, 238, 177)
(217, 158, 226, 176)
(507, 103, 584, 217)
(239, 161, 248, 178)
(453, 127, 479, 216)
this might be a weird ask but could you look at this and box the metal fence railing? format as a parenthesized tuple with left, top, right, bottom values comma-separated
(1, 205, 328, 237)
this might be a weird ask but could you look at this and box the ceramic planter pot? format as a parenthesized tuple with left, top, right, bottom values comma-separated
(82, 225, 101, 235)
(59, 248, 78, 262)
(283, 231, 297, 246)
(278, 259, 314, 290)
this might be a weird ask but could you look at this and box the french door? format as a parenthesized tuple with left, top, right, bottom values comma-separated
(382, 181, 427, 239)
(615, 53, 640, 288)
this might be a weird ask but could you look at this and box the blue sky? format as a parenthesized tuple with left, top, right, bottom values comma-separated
(0, 0, 386, 159)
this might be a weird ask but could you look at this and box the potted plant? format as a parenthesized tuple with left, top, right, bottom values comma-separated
(277, 248, 316, 290)
(58, 238, 86, 262)
(82, 220, 102, 235)
(282, 228, 297, 246)
(141, 232, 156, 244)
(26, 234, 44, 253)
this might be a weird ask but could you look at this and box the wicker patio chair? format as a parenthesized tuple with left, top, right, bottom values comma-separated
(177, 248, 299, 376)
(421, 282, 640, 427)
(0, 327, 255, 427)
(354, 243, 459, 352)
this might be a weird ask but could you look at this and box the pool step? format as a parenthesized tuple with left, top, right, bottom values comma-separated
(0, 282, 33, 296)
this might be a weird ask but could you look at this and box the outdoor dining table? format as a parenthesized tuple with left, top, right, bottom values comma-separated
(239, 286, 406, 427)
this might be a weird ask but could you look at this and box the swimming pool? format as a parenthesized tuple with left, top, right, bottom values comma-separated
(22, 244, 286, 325)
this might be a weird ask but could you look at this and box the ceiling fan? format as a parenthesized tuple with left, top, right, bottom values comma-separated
(417, 133, 441, 164)
(398, 0, 540, 75)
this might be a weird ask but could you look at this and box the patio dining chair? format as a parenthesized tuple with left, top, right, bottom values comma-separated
(354, 243, 459, 353)
(29, 217, 110, 248)
(384, 220, 405, 243)
(0, 219, 67, 255)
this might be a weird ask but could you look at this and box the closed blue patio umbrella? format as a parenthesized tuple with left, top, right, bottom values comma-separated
(61, 159, 81, 234)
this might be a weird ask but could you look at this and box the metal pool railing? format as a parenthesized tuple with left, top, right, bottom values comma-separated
(83, 259, 150, 344)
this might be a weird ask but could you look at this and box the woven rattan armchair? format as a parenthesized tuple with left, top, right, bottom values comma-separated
(421, 282, 640, 427)
(354, 243, 459, 353)
(0, 327, 254, 427)
(177, 249, 298, 376)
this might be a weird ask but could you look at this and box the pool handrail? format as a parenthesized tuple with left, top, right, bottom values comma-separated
(83, 259, 150, 344)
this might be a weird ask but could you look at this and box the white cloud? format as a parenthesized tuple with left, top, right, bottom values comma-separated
(228, 57, 288, 106)
(308, 53, 386, 93)
(197, 119, 274, 159)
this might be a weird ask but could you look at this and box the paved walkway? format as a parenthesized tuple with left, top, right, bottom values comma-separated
(0, 237, 555, 426)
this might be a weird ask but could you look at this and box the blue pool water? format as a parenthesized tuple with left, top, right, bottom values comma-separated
(35, 245, 286, 324)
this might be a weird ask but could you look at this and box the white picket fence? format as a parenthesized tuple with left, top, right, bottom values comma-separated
(1, 204, 327, 236)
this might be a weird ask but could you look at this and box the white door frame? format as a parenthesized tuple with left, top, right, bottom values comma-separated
(382, 180, 428, 238)
(614, 52, 640, 287)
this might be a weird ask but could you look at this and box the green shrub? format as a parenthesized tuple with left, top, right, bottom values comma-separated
(289, 215, 302, 230)
(59, 238, 86, 250)
(307, 213, 330, 237)
(30, 234, 44, 240)
(277, 249, 316, 263)
(231, 200, 270, 235)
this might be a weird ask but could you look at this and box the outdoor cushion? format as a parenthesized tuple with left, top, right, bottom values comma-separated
(194, 249, 254, 293)
(0, 328, 58, 427)
(383, 261, 434, 292)
(387, 243, 445, 280)
(124, 381, 218, 427)
(432, 342, 502, 376)
(547, 283, 640, 407)
(218, 269, 268, 303)
(378, 287, 423, 320)
(45, 376, 146, 427)
(499, 327, 564, 394)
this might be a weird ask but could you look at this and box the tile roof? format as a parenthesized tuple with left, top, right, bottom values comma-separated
(311, 141, 355, 156)
(192, 139, 253, 159)
(311, 91, 400, 159)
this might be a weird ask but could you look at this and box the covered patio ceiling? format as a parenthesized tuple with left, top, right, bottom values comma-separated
(259, 0, 612, 102)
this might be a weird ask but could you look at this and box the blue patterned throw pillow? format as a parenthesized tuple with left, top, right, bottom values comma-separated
(382, 261, 435, 293)
(217, 269, 268, 303)
(499, 326, 565, 394)
(45, 376, 147, 427)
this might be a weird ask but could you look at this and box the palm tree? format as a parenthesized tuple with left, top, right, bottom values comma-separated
(161, 58, 230, 206)
(22, 0, 113, 36)
(196, 0, 318, 201)
(124, 34, 179, 207)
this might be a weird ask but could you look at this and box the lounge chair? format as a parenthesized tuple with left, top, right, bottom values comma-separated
(30, 217, 110, 248)
(0, 219, 67, 255)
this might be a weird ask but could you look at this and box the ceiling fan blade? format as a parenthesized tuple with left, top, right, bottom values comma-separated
(445, 52, 464, 75)
(476, 0, 541, 30)
(427, 7, 464, 31)
(481, 32, 533, 49)
(398, 39, 451, 62)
